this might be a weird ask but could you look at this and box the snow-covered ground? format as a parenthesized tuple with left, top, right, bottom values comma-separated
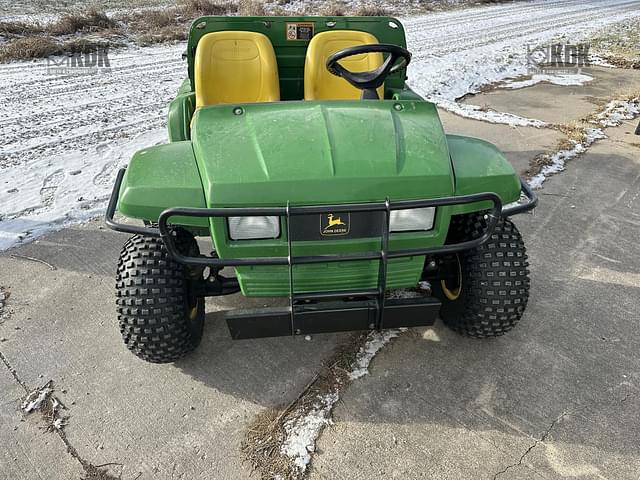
(1, 0, 640, 249)
(0, 45, 182, 249)
(403, 0, 640, 107)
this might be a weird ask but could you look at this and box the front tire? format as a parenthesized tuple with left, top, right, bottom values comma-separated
(116, 233, 204, 363)
(432, 214, 530, 337)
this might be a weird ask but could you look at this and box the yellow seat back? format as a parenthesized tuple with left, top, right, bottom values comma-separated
(304, 31, 384, 101)
(195, 31, 280, 108)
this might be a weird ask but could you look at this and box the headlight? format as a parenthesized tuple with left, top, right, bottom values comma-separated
(390, 207, 435, 232)
(228, 216, 280, 240)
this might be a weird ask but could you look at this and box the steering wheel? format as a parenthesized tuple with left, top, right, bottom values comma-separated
(326, 44, 412, 100)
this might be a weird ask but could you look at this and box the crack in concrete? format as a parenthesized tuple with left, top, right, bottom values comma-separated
(493, 412, 567, 480)
(620, 392, 634, 404)
(0, 349, 29, 393)
(1, 349, 120, 480)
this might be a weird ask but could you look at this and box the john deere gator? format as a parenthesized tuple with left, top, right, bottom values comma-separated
(106, 15, 537, 363)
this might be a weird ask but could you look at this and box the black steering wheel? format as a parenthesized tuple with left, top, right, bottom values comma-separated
(326, 44, 412, 100)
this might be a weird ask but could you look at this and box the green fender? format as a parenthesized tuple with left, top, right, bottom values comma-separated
(117, 141, 208, 229)
(447, 134, 521, 215)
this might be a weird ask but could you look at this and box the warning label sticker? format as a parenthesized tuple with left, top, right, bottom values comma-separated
(286, 22, 314, 41)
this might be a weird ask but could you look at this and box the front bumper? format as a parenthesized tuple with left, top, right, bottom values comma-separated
(106, 168, 537, 338)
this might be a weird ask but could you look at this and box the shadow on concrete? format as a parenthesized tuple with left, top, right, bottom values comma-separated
(1, 220, 127, 277)
(174, 306, 349, 406)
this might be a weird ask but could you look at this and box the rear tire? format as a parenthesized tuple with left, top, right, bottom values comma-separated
(432, 214, 530, 337)
(116, 233, 204, 363)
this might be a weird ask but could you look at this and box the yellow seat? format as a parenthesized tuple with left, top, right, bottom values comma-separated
(194, 31, 280, 108)
(304, 30, 384, 101)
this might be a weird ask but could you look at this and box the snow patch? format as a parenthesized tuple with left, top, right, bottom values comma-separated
(21, 380, 67, 430)
(350, 329, 405, 380)
(0, 43, 184, 250)
(591, 97, 640, 127)
(281, 392, 338, 470)
(422, 328, 441, 342)
(439, 99, 547, 127)
(586, 55, 618, 68)
(21, 383, 53, 413)
(529, 128, 606, 189)
(503, 73, 593, 90)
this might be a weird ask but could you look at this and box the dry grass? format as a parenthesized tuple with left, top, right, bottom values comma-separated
(243, 407, 298, 479)
(588, 17, 640, 69)
(238, 0, 266, 15)
(122, 9, 184, 45)
(0, 7, 120, 38)
(64, 38, 116, 54)
(180, 0, 239, 15)
(119, 0, 241, 45)
(0, 20, 46, 36)
(49, 8, 118, 35)
(605, 57, 640, 70)
(528, 93, 640, 180)
(354, 5, 389, 16)
(136, 27, 187, 45)
(0, 36, 61, 61)
(80, 465, 121, 480)
(524, 152, 553, 179)
(554, 122, 587, 150)
(0, 35, 117, 62)
(320, 1, 347, 16)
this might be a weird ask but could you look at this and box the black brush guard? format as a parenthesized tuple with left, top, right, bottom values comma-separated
(106, 168, 537, 339)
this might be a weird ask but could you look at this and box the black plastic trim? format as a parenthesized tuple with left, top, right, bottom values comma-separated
(501, 178, 538, 217)
(105, 168, 161, 237)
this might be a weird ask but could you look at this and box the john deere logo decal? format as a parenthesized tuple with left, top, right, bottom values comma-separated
(321, 213, 350, 236)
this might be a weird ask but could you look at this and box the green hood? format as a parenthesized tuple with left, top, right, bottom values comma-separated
(191, 100, 453, 207)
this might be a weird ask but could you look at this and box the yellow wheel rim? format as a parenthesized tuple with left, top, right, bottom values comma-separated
(189, 303, 199, 321)
(441, 254, 462, 301)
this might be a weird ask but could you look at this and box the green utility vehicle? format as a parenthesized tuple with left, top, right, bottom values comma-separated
(106, 16, 537, 363)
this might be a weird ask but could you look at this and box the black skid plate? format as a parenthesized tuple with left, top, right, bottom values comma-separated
(225, 296, 441, 340)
